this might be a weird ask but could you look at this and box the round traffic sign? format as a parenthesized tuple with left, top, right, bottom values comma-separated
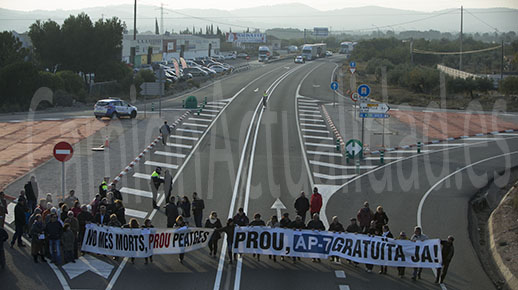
(357, 84, 370, 97)
(53, 141, 73, 162)
(350, 92, 359, 102)
(349, 61, 356, 68)
(330, 81, 339, 91)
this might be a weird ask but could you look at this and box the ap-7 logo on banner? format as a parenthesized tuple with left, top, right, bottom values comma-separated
(293, 233, 333, 255)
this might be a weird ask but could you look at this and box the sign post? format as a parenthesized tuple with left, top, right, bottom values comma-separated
(330, 81, 338, 106)
(357, 84, 371, 151)
(53, 142, 74, 201)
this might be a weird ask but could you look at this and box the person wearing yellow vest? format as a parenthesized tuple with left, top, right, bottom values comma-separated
(149, 167, 163, 209)
(262, 91, 268, 109)
(99, 179, 108, 198)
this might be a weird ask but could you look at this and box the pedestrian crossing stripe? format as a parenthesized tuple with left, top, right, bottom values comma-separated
(182, 122, 209, 128)
(176, 128, 204, 134)
(166, 142, 193, 149)
(125, 208, 148, 219)
(314, 173, 357, 180)
(169, 135, 198, 141)
(154, 151, 186, 158)
(120, 187, 153, 198)
(144, 160, 179, 169)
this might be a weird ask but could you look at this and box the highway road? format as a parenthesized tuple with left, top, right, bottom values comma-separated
(2, 56, 517, 290)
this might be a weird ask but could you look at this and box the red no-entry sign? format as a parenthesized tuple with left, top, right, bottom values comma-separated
(53, 141, 73, 162)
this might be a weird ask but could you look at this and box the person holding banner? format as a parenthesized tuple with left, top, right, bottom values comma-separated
(267, 215, 280, 262)
(192, 192, 205, 227)
(30, 214, 46, 263)
(290, 216, 305, 263)
(328, 216, 345, 264)
(411, 226, 429, 280)
(373, 206, 389, 233)
(205, 211, 222, 257)
(294, 191, 309, 222)
(279, 213, 291, 261)
(174, 216, 187, 263)
(123, 218, 140, 264)
(166, 196, 179, 228)
(218, 218, 236, 264)
(357, 202, 374, 233)
(379, 225, 394, 274)
(307, 213, 325, 262)
(249, 213, 266, 261)
(142, 219, 154, 264)
(178, 196, 192, 225)
(436, 236, 455, 284)
(396, 231, 409, 278)
(364, 220, 379, 272)
(233, 208, 249, 226)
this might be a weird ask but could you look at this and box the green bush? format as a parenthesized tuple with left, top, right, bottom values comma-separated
(94, 61, 133, 83)
(37, 71, 64, 92)
(0, 61, 40, 110)
(53, 89, 74, 107)
(500, 76, 518, 95)
(366, 58, 394, 81)
(134, 69, 156, 94)
(56, 70, 85, 94)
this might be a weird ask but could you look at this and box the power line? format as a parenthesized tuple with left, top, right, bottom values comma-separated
(464, 9, 499, 33)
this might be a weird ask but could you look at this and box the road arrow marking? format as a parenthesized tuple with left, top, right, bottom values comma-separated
(271, 198, 286, 218)
(253, 88, 259, 92)
(62, 255, 114, 279)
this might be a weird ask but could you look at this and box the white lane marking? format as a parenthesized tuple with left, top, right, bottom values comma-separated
(417, 151, 518, 228)
(176, 128, 204, 134)
(199, 113, 217, 117)
(364, 156, 401, 160)
(422, 110, 435, 113)
(125, 208, 148, 219)
(207, 101, 228, 105)
(425, 143, 464, 147)
(62, 255, 114, 279)
(301, 123, 327, 128)
(307, 150, 342, 157)
(201, 109, 220, 113)
(465, 137, 503, 141)
(182, 122, 209, 128)
(166, 142, 193, 149)
(299, 105, 319, 110)
(169, 135, 198, 141)
(299, 102, 318, 106)
(144, 160, 178, 169)
(299, 99, 319, 103)
(305, 142, 336, 148)
(154, 151, 186, 158)
(384, 150, 430, 153)
(339, 286, 351, 290)
(132, 173, 164, 180)
(300, 118, 325, 122)
(302, 128, 329, 134)
(304, 135, 333, 140)
(495, 133, 518, 136)
(189, 117, 212, 122)
(310, 160, 377, 170)
(120, 187, 153, 198)
(314, 173, 357, 180)
(300, 113, 322, 118)
(299, 109, 321, 113)
(335, 270, 346, 278)
(106, 258, 128, 290)
(204, 104, 224, 109)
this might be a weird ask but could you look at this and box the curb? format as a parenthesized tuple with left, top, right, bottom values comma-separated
(321, 105, 345, 151)
(488, 182, 518, 290)
(108, 110, 192, 189)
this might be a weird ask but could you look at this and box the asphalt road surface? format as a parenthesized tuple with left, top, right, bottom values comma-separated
(2, 56, 517, 290)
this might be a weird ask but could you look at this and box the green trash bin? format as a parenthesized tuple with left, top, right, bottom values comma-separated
(185, 96, 198, 109)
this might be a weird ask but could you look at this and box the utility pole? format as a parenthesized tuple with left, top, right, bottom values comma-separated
(460, 6, 463, 70)
(501, 39, 504, 81)
(133, 0, 137, 40)
(410, 38, 414, 64)
(160, 3, 164, 35)
(304, 29, 306, 43)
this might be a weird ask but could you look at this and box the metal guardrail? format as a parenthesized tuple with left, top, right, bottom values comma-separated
(437, 64, 480, 80)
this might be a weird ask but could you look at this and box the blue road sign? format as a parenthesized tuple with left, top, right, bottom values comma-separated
(357, 84, 370, 97)
(359, 113, 390, 118)
(330, 81, 339, 91)
(350, 61, 356, 68)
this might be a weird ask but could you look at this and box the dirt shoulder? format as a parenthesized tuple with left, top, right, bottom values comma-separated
(489, 181, 518, 290)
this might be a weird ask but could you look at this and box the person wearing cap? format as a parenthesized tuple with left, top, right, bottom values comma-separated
(150, 167, 163, 209)
(99, 178, 109, 198)
(160, 121, 172, 145)
(11, 197, 27, 248)
(436, 236, 455, 284)
(397, 231, 409, 277)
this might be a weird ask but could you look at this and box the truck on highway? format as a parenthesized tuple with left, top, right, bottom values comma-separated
(258, 46, 271, 62)
(339, 41, 357, 54)
(301, 43, 327, 61)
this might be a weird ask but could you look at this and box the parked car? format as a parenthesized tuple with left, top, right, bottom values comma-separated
(294, 56, 305, 64)
(224, 53, 237, 60)
(198, 66, 217, 75)
(94, 99, 137, 119)
(210, 65, 228, 73)
(183, 67, 209, 77)
(237, 53, 249, 59)
(326, 50, 333, 57)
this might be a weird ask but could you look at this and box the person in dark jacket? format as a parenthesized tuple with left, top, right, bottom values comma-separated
(233, 208, 249, 226)
(0, 223, 7, 269)
(373, 206, 389, 233)
(165, 196, 179, 228)
(192, 192, 205, 227)
(309, 187, 323, 216)
(249, 213, 265, 261)
(205, 211, 222, 257)
(328, 216, 345, 263)
(94, 206, 109, 225)
(436, 236, 455, 284)
(346, 218, 360, 266)
(178, 196, 191, 225)
(279, 213, 291, 229)
(30, 214, 46, 263)
(218, 219, 235, 264)
(11, 197, 27, 248)
(123, 219, 140, 264)
(357, 201, 374, 233)
(99, 178, 109, 198)
(45, 214, 63, 265)
(294, 191, 310, 222)
(174, 216, 187, 262)
(62, 223, 76, 264)
(307, 213, 325, 262)
(290, 215, 306, 263)
(142, 219, 154, 264)
(77, 205, 93, 254)
(114, 200, 126, 226)
(396, 231, 409, 277)
(364, 220, 379, 273)
(0, 191, 7, 228)
(379, 225, 394, 274)
(24, 178, 37, 213)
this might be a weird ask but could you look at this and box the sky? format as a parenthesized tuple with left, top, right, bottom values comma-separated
(1, 0, 517, 12)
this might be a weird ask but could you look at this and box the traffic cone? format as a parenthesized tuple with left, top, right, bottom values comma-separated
(104, 136, 109, 148)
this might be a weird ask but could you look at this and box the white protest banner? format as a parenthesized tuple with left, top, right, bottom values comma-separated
(232, 227, 442, 268)
(81, 224, 214, 257)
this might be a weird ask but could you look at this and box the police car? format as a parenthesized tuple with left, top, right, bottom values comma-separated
(94, 99, 138, 119)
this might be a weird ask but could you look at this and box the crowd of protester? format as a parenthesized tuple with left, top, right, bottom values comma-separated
(0, 177, 455, 285)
